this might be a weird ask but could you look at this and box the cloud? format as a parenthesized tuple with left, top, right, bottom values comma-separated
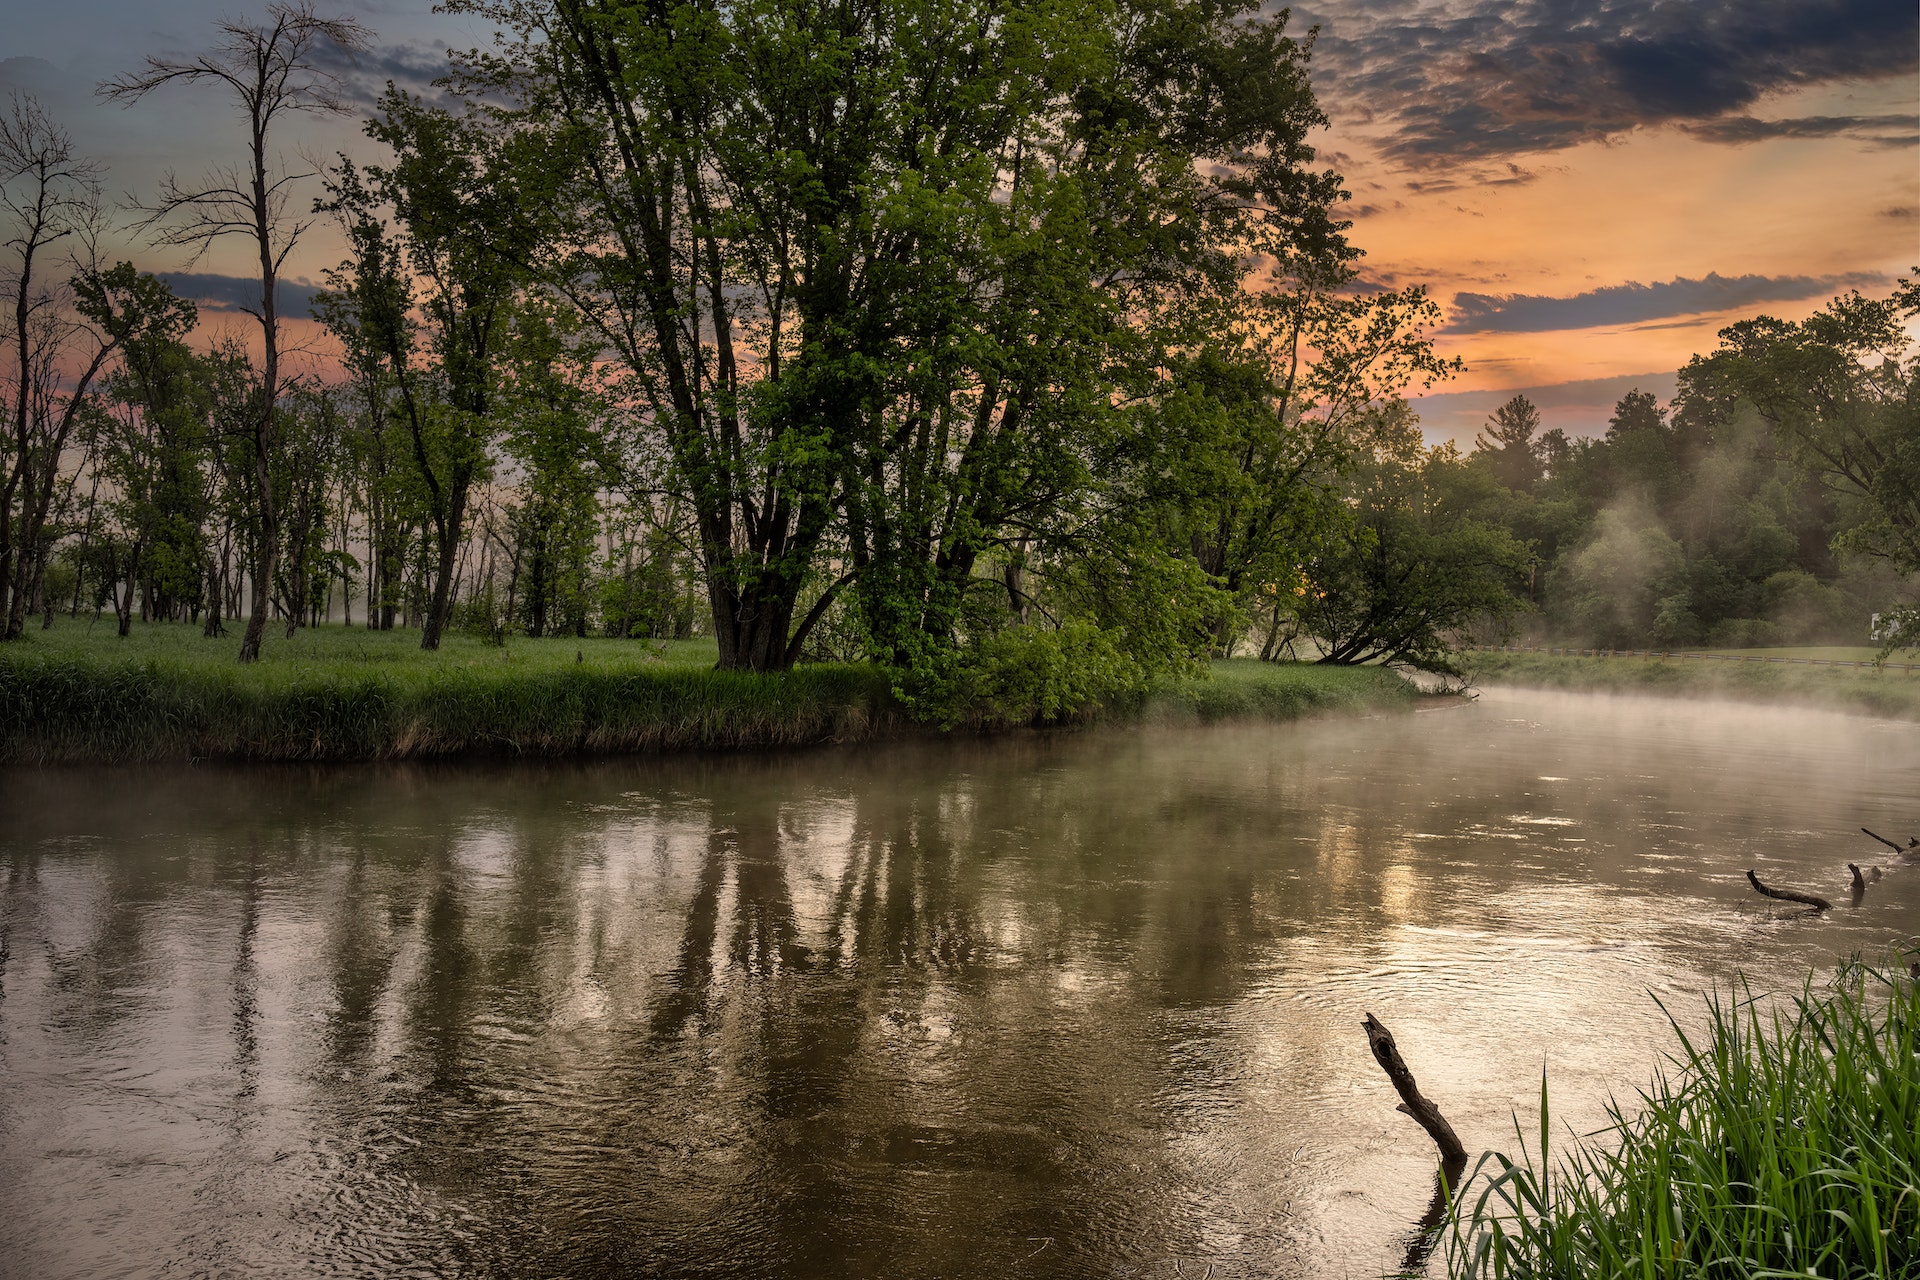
(307, 36, 452, 109)
(159, 272, 321, 319)
(1294, 0, 1919, 165)
(1443, 271, 1889, 334)
(1683, 113, 1919, 146)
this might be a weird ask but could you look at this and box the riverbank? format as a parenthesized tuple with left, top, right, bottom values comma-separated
(1468, 648, 1920, 719)
(0, 623, 1416, 763)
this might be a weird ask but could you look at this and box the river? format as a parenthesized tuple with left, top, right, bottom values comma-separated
(2, 687, 1916, 1279)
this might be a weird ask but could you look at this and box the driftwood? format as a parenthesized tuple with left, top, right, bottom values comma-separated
(1362, 1013, 1468, 1165)
(1746, 870, 1831, 912)
(1861, 827, 1920, 856)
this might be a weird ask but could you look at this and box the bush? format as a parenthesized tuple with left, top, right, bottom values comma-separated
(894, 621, 1151, 730)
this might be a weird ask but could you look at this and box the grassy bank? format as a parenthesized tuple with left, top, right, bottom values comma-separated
(0, 621, 1415, 763)
(1469, 648, 1920, 719)
(1446, 949, 1919, 1279)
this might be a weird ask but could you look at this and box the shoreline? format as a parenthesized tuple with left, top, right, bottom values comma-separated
(0, 638, 1418, 765)
(1469, 648, 1920, 719)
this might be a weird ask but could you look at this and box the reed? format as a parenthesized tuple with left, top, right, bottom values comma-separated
(1445, 951, 1920, 1280)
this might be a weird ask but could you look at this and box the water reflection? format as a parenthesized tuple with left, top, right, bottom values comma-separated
(2, 689, 1917, 1278)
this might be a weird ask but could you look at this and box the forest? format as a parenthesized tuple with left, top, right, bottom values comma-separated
(2, 0, 1916, 729)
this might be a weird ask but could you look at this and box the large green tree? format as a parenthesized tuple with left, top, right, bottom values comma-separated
(440, 0, 1347, 671)
(1294, 417, 1531, 675)
(321, 99, 524, 649)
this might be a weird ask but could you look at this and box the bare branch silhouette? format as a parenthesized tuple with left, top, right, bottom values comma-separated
(98, 1, 370, 662)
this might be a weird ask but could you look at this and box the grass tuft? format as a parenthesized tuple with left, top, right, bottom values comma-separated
(1445, 949, 1920, 1280)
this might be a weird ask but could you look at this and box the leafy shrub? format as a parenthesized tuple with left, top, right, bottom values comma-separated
(894, 621, 1150, 730)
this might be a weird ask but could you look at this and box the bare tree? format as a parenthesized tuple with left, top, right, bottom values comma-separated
(102, 1, 369, 662)
(0, 95, 117, 640)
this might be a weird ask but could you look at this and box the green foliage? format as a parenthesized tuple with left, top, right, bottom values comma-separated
(439, 0, 1351, 673)
(1138, 279, 1464, 655)
(1446, 951, 1920, 1280)
(1489, 278, 1920, 655)
(1684, 285, 1920, 577)
(894, 620, 1151, 730)
(1295, 440, 1532, 674)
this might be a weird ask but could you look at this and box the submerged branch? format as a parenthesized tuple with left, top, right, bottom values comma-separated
(1745, 870, 1831, 912)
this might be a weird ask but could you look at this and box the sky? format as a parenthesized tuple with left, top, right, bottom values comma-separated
(3, 0, 1916, 444)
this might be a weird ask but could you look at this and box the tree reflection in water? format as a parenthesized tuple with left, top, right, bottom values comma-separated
(4, 696, 1918, 1277)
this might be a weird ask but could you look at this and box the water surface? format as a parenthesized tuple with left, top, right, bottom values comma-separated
(3, 687, 1916, 1278)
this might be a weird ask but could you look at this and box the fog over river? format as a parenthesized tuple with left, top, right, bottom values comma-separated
(2, 688, 1916, 1278)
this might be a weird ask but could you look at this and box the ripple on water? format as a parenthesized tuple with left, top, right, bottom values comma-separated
(2, 689, 1917, 1278)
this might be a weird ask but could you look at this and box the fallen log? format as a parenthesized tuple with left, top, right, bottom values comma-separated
(1746, 869, 1831, 912)
(1362, 1013, 1467, 1165)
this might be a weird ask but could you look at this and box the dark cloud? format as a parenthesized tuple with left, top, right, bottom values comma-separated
(1295, 0, 1918, 165)
(159, 272, 321, 319)
(1683, 114, 1919, 146)
(1444, 271, 1889, 334)
(308, 37, 452, 109)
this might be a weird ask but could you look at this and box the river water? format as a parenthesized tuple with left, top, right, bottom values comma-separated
(2, 687, 1916, 1279)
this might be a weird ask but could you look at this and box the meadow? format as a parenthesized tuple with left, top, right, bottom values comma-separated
(1468, 647, 1920, 720)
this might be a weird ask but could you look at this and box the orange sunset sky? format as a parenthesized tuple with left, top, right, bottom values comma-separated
(4, 0, 1916, 443)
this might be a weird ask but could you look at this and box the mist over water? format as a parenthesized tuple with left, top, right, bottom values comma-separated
(2, 689, 1916, 1279)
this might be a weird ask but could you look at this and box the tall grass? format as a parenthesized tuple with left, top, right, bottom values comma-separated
(0, 646, 902, 762)
(0, 622, 1419, 762)
(1445, 951, 1920, 1279)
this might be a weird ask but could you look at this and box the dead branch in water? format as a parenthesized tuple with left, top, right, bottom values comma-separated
(1362, 1013, 1467, 1165)
(1861, 827, 1919, 855)
(1746, 870, 1832, 912)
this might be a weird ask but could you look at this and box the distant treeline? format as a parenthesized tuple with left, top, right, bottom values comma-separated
(3, 0, 1915, 721)
(1461, 285, 1920, 651)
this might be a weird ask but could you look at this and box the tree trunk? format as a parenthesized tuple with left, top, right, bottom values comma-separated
(239, 448, 276, 662)
(420, 480, 469, 651)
